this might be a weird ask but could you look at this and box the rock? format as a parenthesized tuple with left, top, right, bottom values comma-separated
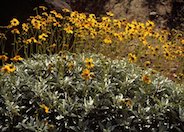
(45, 0, 72, 12)
(70, 0, 184, 31)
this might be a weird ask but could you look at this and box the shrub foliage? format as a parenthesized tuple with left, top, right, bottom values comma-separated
(0, 53, 183, 131)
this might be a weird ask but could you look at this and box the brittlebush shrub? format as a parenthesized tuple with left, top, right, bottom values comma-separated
(0, 53, 183, 131)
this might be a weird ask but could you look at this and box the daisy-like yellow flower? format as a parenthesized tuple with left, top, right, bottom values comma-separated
(85, 58, 94, 69)
(103, 37, 112, 44)
(23, 37, 38, 45)
(0, 55, 8, 61)
(163, 50, 172, 60)
(128, 53, 137, 63)
(50, 10, 63, 19)
(89, 14, 96, 19)
(53, 21, 61, 27)
(63, 25, 73, 34)
(40, 104, 49, 114)
(31, 18, 41, 30)
(10, 18, 20, 27)
(162, 43, 169, 49)
(50, 10, 57, 15)
(81, 69, 92, 81)
(146, 20, 155, 28)
(55, 13, 63, 19)
(10, 55, 23, 62)
(113, 19, 121, 29)
(144, 61, 151, 67)
(142, 74, 151, 84)
(22, 23, 29, 32)
(11, 29, 20, 34)
(1, 64, 16, 73)
(150, 69, 157, 75)
(38, 33, 48, 41)
(142, 39, 148, 45)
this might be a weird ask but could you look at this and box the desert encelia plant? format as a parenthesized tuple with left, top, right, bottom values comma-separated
(0, 52, 183, 131)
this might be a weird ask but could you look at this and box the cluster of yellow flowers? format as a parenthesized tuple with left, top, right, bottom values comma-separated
(0, 64, 16, 73)
(81, 58, 95, 81)
(5, 7, 183, 59)
(0, 55, 23, 73)
(0, 6, 183, 81)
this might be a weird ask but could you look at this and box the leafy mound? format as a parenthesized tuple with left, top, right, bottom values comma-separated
(0, 53, 184, 131)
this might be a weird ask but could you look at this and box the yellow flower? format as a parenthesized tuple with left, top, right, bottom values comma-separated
(40, 104, 49, 113)
(11, 29, 20, 34)
(42, 12, 48, 17)
(85, 58, 94, 69)
(10, 18, 20, 27)
(146, 20, 155, 28)
(113, 19, 121, 29)
(142, 74, 151, 84)
(53, 21, 61, 27)
(162, 44, 169, 49)
(38, 33, 48, 41)
(64, 25, 73, 34)
(128, 53, 137, 63)
(89, 14, 96, 19)
(10, 55, 23, 62)
(181, 39, 184, 45)
(47, 15, 56, 23)
(144, 61, 151, 67)
(163, 50, 172, 60)
(81, 69, 92, 80)
(22, 23, 29, 32)
(0, 55, 8, 61)
(23, 37, 38, 45)
(55, 13, 63, 19)
(150, 70, 157, 75)
(30, 37, 38, 43)
(1, 64, 16, 73)
(31, 18, 41, 30)
(50, 10, 57, 15)
(142, 39, 148, 45)
(102, 16, 111, 22)
(103, 37, 112, 44)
